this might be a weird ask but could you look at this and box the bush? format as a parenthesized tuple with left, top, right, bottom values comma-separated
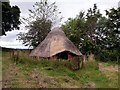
(95, 49, 119, 62)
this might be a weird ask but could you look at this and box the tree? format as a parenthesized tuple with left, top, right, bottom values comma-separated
(62, 4, 102, 55)
(93, 7, 120, 61)
(62, 12, 86, 53)
(17, 0, 62, 48)
(2, 2, 21, 36)
(105, 7, 120, 49)
(63, 5, 120, 61)
(98, 7, 120, 61)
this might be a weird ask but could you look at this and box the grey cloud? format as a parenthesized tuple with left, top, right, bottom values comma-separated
(1, 30, 20, 42)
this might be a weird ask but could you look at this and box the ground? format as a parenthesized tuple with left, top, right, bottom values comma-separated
(1, 51, 119, 88)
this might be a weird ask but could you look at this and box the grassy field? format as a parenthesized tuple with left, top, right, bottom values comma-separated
(1, 51, 119, 88)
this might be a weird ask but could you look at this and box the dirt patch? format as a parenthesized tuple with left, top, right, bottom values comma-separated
(99, 63, 118, 72)
(83, 81, 96, 88)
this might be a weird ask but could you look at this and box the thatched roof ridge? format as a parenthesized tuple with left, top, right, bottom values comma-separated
(29, 27, 82, 57)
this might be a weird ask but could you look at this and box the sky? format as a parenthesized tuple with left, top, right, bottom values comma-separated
(0, 0, 120, 49)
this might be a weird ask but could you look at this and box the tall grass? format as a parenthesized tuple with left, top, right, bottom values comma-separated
(6, 52, 119, 88)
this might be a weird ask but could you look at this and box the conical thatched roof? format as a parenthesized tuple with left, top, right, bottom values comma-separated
(29, 27, 82, 57)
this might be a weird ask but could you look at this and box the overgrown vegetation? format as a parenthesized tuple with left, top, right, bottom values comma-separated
(2, 51, 118, 88)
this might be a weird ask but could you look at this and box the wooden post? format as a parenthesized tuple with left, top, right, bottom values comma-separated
(88, 53, 95, 62)
(83, 55, 86, 63)
(11, 50, 19, 64)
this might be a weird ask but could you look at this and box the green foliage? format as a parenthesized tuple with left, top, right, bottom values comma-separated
(2, 2, 21, 36)
(17, 0, 62, 48)
(94, 8, 120, 61)
(62, 4, 120, 62)
(95, 49, 119, 62)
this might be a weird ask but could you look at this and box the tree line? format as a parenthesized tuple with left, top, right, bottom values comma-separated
(62, 4, 120, 62)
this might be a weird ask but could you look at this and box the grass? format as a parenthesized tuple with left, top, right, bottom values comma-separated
(97, 59, 118, 66)
(2, 51, 119, 88)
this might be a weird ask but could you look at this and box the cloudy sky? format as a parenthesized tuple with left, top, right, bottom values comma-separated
(0, 0, 120, 49)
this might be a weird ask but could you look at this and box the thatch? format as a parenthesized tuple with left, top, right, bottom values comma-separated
(29, 27, 82, 58)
